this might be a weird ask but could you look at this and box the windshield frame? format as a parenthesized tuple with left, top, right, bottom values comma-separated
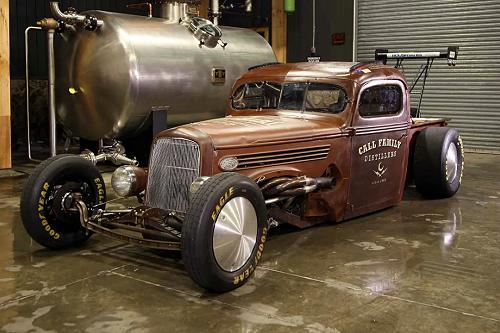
(231, 81, 349, 115)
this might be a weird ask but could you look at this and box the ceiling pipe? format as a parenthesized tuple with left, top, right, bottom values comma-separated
(245, 0, 252, 12)
(311, 0, 316, 55)
(352, 0, 357, 61)
(212, 0, 219, 25)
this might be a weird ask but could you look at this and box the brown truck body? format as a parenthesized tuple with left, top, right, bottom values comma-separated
(21, 61, 463, 292)
(157, 62, 447, 226)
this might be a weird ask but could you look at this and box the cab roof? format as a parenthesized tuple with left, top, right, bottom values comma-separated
(240, 61, 406, 85)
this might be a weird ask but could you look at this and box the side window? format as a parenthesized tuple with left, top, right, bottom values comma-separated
(359, 85, 402, 117)
(304, 83, 347, 114)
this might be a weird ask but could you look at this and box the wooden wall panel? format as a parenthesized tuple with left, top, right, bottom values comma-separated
(1, 0, 11, 169)
(198, 0, 209, 19)
(271, 0, 286, 63)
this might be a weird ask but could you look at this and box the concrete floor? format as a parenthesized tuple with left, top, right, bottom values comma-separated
(0, 153, 499, 333)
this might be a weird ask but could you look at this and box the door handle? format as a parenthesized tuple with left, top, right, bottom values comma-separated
(345, 127, 357, 136)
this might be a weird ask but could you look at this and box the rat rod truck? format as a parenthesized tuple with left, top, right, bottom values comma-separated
(21, 55, 464, 292)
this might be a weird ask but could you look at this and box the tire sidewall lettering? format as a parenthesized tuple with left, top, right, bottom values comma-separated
(94, 178, 105, 204)
(183, 173, 267, 292)
(232, 226, 268, 285)
(457, 135, 465, 184)
(211, 186, 236, 222)
(36, 182, 61, 241)
(21, 155, 104, 249)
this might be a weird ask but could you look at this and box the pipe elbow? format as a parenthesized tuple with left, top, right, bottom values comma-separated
(49, 2, 68, 20)
(49, 2, 104, 30)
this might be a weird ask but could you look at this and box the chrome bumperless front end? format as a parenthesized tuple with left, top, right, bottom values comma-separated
(70, 137, 202, 251)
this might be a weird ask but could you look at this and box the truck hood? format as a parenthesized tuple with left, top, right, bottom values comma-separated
(180, 115, 344, 148)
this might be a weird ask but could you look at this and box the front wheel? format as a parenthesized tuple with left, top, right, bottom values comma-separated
(182, 173, 268, 292)
(20, 155, 106, 249)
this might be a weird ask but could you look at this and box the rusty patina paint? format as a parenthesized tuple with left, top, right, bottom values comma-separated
(156, 62, 446, 225)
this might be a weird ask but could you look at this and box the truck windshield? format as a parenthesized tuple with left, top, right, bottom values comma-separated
(232, 81, 347, 114)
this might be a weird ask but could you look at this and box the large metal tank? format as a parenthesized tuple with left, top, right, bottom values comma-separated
(55, 8, 276, 140)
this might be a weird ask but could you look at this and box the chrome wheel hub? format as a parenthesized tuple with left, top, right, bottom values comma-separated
(212, 197, 257, 272)
(446, 143, 458, 183)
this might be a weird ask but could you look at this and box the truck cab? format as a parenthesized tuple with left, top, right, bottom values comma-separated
(215, 62, 447, 221)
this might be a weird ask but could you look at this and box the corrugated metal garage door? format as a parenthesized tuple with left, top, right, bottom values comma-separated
(355, 0, 500, 153)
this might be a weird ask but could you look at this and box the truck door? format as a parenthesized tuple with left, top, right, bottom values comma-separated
(346, 80, 410, 219)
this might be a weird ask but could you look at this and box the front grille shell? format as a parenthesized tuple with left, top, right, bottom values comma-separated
(146, 137, 201, 213)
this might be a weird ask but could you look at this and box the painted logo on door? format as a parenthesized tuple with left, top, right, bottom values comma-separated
(357, 138, 403, 185)
(374, 162, 388, 177)
(358, 138, 402, 162)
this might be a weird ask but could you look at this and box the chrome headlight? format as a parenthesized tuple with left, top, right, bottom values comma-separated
(111, 166, 147, 197)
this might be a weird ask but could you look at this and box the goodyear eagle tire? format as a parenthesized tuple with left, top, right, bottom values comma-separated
(20, 154, 106, 249)
(182, 173, 268, 292)
(413, 127, 464, 198)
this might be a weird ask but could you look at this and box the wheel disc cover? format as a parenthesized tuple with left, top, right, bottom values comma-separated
(446, 143, 458, 183)
(212, 197, 258, 272)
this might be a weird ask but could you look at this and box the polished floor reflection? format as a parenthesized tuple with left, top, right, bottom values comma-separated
(0, 153, 499, 332)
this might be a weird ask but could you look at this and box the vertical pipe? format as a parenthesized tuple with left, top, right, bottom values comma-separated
(352, 0, 357, 61)
(245, 0, 252, 12)
(212, 0, 219, 25)
(25, 26, 42, 161)
(47, 29, 57, 157)
(311, 0, 316, 53)
(180, 2, 188, 19)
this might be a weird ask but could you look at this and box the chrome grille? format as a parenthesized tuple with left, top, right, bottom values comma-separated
(235, 145, 331, 170)
(146, 137, 200, 213)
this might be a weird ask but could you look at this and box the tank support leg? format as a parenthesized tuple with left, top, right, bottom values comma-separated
(47, 29, 57, 157)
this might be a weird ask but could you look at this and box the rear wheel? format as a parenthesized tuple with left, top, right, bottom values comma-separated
(413, 127, 464, 198)
(20, 155, 106, 249)
(182, 173, 268, 292)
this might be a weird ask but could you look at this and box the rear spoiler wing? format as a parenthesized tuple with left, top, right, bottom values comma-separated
(374, 46, 459, 118)
(375, 46, 458, 66)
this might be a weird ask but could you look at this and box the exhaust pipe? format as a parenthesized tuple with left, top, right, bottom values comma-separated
(260, 177, 291, 192)
(264, 176, 334, 197)
(262, 176, 335, 205)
